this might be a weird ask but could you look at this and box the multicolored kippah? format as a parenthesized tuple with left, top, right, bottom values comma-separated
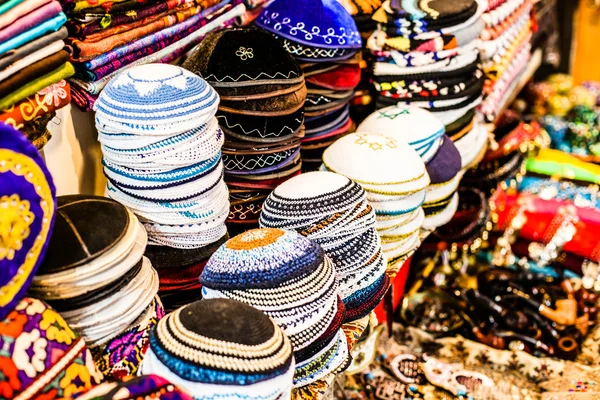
(260, 172, 387, 321)
(0, 123, 56, 321)
(0, 298, 103, 399)
(200, 228, 350, 386)
(141, 299, 294, 399)
(72, 375, 193, 400)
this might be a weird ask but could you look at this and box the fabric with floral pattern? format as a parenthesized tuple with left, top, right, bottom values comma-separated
(0, 298, 103, 399)
(71, 374, 193, 400)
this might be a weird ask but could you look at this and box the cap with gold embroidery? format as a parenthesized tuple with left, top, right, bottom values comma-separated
(0, 123, 56, 320)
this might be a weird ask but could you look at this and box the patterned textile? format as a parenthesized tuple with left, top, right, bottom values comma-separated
(0, 81, 71, 130)
(0, 298, 103, 399)
(73, 375, 193, 400)
(90, 296, 164, 380)
(20, 111, 56, 150)
(0, 124, 56, 319)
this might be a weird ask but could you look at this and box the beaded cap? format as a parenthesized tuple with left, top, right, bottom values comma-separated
(256, 0, 362, 50)
(0, 124, 56, 320)
(201, 228, 324, 289)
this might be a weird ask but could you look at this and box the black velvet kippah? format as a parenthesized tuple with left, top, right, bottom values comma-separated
(39, 195, 129, 274)
(145, 234, 228, 269)
(217, 109, 304, 143)
(183, 28, 303, 90)
(179, 299, 275, 346)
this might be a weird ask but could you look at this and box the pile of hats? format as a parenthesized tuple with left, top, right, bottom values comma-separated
(182, 28, 305, 231)
(95, 64, 229, 249)
(0, 298, 104, 399)
(0, 0, 73, 148)
(366, 0, 485, 124)
(60, 0, 248, 111)
(479, 0, 534, 122)
(73, 375, 193, 400)
(200, 228, 351, 387)
(358, 106, 462, 230)
(141, 299, 295, 399)
(30, 194, 162, 379)
(322, 132, 429, 271)
(259, 171, 388, 321)
(144, 235, 228, 313)
(256, 0, 363, 171)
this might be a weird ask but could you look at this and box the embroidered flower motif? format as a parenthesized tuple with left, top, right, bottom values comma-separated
(0, 195, 34, 261)
(38, 81, 68, 108)
(12, 329, 47, 378)
(16, 298, 46, 316)
(40, 310, 75, 345)
(0, 357, 20, 399)
(235, 47, 254, 60)
(60, 363, 93, 397)
(0, 309, 27, 337)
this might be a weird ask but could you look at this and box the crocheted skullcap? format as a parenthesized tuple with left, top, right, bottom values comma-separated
(183, 28, 303, 89)
(256, 0, 362, 50)
(201, 228, 324, 289)
(146, 299, 294, 385)
(0, 124, 56, 320)
(425, 135, 462, 184)
(94, 64, 218, 134)
(72, 375, 193, 400)
(0, 298, 103, 399)
(357, 106, 445, 162)
(322, 132, 427, 186)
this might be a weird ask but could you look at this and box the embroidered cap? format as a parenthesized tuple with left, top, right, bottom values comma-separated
(72, 375, 193, 400)
(0, 298, 103, 399)
(0, 123, 56, 321)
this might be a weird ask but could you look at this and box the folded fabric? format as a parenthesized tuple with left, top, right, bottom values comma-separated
(0, 62, 74, 109)
(0, 0, 50, 30)
(69, 0, 138, 13)
(20, 110, 55, 149)
(82, 2, 195, 42)
(0, 50, 69, 98)
(0, 26, 67, 70)
(0, 80, 71, 129)
(0, 12, 66, 56)
(79, 0, 234, 70)
(0, 40, 64, 82)
(0, 1, 62, 44)
(67, 0, 196, 38)
(69, 4, 203, 59)
(70, 81, 96, 111)
(0, 0, 24, 14)
(76, 0, 172, 16)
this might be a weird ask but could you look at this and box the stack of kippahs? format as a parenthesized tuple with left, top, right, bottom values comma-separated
(256, 0, 363, 171)
(141, 298, 295, 399)
(95, 63, 229, 249)
(322, 132, 429, 270)
(367, 0, 485, 128)
(479, 0, 533, 122)
(0, 298, 103, 399)
(200, 228, 351, 387)
(259, 171, 387, 321)
(358, 106, 461, 230)
(30, 194, 162, 379)
(182, 28, 305, 231)
(144, 235, 228, 313)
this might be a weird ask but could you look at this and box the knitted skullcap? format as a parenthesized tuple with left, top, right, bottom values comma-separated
(322, 132, 427, 186)
(425, 136, 462, 184)
(357, 106, 445, 161)
(256, 0, 362, 50)
(94, 64, 218, 134)
(72, 375, 193, 400)
(184, 28, 303, 88)
(0, 298, 103, 399)
(201, 228, 324, 289)
(0, 124, 56, 320)
(147, 299, 294, 385)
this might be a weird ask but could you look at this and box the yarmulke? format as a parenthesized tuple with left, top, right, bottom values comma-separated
(201, 228, 323, 289)
(217, 109, 305, 143)
(183, 28, 304, 97)
(256, 0, 362, 50)
(357, 106, 445, 162)
(0, 298, 103, 399)
(322, 132, 428, 191)
(425, 135, 462, 184)
(141, 299, 294, 399)
(72, 375, 193, 400)
(94, 64, 219, 135)
(0, 123, 56, 320)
